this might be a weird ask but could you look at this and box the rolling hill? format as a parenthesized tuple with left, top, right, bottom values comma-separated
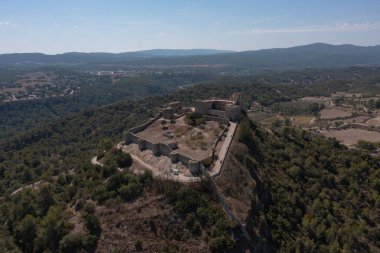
(1, 43, 380, 71)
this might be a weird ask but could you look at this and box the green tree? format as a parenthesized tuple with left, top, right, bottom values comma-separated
(14, 214, 38, 253)
(35, 205, 72, 252)
(35, 185, 55, 216)
(59, 233, 84, 253)
(99, 138, 113, 151)
(135, 239, 143, 251)
(114, 150, 133, 168)
(81, 203, 101, 235)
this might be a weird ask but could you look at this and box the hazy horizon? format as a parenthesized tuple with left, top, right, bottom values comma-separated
(1, 42, 380, 55)
(1, 0, 379, 54)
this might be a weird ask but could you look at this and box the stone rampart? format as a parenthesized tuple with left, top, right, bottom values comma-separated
(157, 143, 171, 157)
(213, 124, 229, 150)
(177, 152, 191, 164)
(129, 112, 162, 134)
(188, 160, 201, 174)
(203, 115, 229, 125)
(208, 109, 226, 118)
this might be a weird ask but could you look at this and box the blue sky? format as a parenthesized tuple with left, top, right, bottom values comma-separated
(0, 0, 379, 53)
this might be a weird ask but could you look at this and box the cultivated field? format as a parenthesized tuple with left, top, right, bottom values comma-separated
(320, 108, 352, 119)
(322, 129, 380, 146)
(291, 115, 314, 127)
(300, 96, 331, 101)
(366, 117, 380, 127)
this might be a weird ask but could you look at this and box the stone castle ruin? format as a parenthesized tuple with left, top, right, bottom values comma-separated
(194, 93, 243, 122)
(123, 93, 243, 175)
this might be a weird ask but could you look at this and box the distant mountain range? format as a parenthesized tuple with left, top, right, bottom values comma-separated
(0, 49, 233, 65)
(1, 43, 380, 70)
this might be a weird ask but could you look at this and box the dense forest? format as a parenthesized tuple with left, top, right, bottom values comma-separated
(217, 117, 379, 252)
(0, 69, 214, 138)
(4, 66, 379, 139)
(0, 67, 379, 252)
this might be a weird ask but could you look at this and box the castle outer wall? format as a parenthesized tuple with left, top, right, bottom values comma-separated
(123, 93, 243, 174)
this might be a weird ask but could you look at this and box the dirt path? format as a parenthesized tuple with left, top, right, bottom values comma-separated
(91, 156, 103, 166)
(11, 180, 44, 196)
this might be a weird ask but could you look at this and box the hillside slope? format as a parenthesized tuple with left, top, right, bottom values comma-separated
(0, 78, 379, 252)
(215, 117, 380, 252)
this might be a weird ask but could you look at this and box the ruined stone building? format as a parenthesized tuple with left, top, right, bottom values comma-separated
(194, 92, 243, 122)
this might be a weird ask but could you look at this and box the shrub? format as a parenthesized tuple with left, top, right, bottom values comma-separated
(159, 242, 178, 253)
(115, 152, 133, 168)
(118, 182, 142, 201)
(99, 138, 113, 151)
(202, 157, 213, 168)
(59, 233, 84, 253)
(208, 236, 235, 253)
(134, 240, 143, 251)
(104, 149, 133, 168)
(185, 112, 204, 126)
(356, 140, 376, 152)
(81, 204, 101, 235)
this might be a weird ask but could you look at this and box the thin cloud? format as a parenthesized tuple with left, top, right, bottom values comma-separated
(251, 16, 286, 26)
(232, 21, 380, 34)
(0, 21, 17, 26)
(0, 21, 10, 25)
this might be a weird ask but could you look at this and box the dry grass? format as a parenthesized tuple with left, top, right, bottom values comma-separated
(259, 115, 284, 127)
(214, 128, 255, 222)
(95, 190, 210, 253)
(291, 115, 314, 127)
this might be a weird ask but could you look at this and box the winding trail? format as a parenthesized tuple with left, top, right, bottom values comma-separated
(11, 180, 44, 196)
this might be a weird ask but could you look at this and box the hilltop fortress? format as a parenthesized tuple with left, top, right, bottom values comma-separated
(194, 92, 243, 122)
(123, 93, 242, 178)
